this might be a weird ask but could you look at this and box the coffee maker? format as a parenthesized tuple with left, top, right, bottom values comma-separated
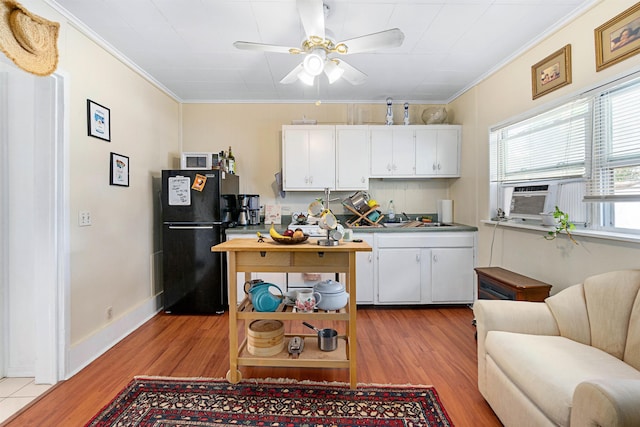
(247, 194, 260, 225)
(237, 194, 249, 226)
(221, 194, 238, 225)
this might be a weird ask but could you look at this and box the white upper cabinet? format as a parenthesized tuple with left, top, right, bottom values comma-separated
(336, 126, 369, 190)
(282, 125, 461, 191)
(415, 126, 461, 177)
(282, 125, 335, 190)
(370, 127, 415, 177)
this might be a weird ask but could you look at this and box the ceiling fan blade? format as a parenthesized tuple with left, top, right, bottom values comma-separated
(297, 0, 325, 40)
(234, 41, 298, 54)
(280, 63, 305, 84)
(335, 60, 367, 85)
(337, 28, 405, 55)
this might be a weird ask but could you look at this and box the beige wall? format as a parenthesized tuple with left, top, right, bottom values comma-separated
(449, 0, 640, 292)
(29, 0, 181, 345)
(181, 103, 453, 217)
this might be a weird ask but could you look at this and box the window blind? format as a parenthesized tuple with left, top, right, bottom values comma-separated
(585, 78, 640, 202)
(495, 99, 589, 183)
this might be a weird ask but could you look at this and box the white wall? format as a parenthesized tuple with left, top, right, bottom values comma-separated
(3, 62, 37, 376)
(449, 0, 640, 292)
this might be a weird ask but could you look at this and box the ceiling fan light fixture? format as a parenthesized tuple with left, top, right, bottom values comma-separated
(303, 50, 326, 76)
(297, 68, 316, 86)
(324, 59, 344, 84)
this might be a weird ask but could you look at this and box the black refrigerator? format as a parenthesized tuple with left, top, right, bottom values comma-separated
(161, 169, 239, 314)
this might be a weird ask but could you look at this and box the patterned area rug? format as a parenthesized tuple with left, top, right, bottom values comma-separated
(85, 376, 454, 426)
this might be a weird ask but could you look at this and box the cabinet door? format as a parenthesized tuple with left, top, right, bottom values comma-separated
(415, 129, 438, 175)
(283, 127, 335, 190)
(435, 128, 460, 176)
(391, 129, 415, 175)
(283, 129, 311, 189)
(307, 128, 335, 189)
(370, 128, 393, 176)
(431, 247, 474, 302)
(415, 127, 460, 177)
(377, 248, 421, 303)
(336, 126, 369, 190)
(354, 233, 374, 303)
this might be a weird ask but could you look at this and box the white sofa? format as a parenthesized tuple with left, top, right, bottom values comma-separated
(474, 270, 640, 427)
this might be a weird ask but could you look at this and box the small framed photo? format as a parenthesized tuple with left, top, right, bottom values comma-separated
(595, 3, 640, 72)
(110, 152, 129, 187)
(531, 44, 572, 100)
(87, 99, 111, 141)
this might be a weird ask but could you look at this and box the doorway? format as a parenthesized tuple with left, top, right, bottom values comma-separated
(0, 56, 68, 385)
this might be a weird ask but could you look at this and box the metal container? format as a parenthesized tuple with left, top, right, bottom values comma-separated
(303, 322, 338, 351)
(347, 191, 370, 214)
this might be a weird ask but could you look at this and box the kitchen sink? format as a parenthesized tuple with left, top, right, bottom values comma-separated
(382, 221, 410, 228)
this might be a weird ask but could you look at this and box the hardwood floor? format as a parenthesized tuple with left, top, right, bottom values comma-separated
(3, 306, 501, 426)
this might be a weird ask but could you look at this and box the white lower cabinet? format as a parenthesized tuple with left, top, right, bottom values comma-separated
(377, 248, 422, 303)
(228, 231, 476, 305)
(354, 233, 375, 304)
(375, 232, 476, 305)
(430, 247, 475, 302)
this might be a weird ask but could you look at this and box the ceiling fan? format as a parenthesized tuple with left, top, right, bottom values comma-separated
(233, 0, 405, 86)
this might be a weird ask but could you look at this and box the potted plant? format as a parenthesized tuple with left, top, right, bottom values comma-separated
(543, 206, 577, 245)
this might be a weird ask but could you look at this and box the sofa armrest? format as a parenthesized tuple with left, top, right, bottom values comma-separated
(473, 299, 559, 340)
(571, 379, 640, 427)
(473, 300, 559, 397)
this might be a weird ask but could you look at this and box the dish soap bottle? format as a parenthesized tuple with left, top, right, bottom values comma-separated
(387, 200, 396, 221)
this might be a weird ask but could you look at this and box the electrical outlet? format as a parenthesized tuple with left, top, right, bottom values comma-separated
(79, 211, 91, 226)
(106, 306, 113, 320)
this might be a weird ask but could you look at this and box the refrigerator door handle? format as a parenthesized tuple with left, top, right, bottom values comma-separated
(168, 225, 215, 230)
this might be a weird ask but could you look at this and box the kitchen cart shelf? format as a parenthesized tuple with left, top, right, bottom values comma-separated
(344, 204, 385, 227)
(211, 238, 371, 389)
(237, 334, 350, 368)
(237, 298, 350, 321)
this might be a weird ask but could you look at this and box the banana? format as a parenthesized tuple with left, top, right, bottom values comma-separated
(269, 223, 289, 239)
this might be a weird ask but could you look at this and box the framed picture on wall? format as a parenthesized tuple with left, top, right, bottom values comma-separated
(595, 3, 640, 71)
(531, 44, 572, 100)
(87, 99, 111, 141)
(110, 152, 129, 187)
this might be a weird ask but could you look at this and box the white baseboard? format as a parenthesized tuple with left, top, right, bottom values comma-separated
(66, 294, 163, 379)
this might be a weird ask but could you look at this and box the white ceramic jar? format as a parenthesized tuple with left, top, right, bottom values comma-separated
(313, 280, 349, 311)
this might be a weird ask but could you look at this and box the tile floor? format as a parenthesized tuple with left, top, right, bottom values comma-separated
(0, 377, 52, 423)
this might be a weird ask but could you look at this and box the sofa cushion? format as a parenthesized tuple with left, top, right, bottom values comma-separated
(486, 331, 640, 426)
(545, 283, 590, 346)
(625, 290, 640, 371)
(583, 270, 640, 360)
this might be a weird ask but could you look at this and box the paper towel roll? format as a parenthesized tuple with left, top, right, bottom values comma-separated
(438, 200, 453, 224)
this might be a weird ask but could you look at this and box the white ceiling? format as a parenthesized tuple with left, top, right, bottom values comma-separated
(47, 0, 596, 103)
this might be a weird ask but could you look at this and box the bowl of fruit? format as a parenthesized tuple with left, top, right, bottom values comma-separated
(269, 223, 309, 244)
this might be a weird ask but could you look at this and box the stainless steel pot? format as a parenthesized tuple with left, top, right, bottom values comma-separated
(303, 322, 337, 351)
(346, 191, 370, 214)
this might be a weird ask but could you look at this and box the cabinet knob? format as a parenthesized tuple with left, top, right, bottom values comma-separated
(437, 163, 441, 170)
(416, 254, 420, 262)
(433, 254, 438, 262)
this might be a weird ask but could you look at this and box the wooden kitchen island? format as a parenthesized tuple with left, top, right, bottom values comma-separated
(211, 238, 372, 389)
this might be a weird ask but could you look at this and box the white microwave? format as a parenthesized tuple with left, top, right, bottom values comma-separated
(180, 152, 215, 169)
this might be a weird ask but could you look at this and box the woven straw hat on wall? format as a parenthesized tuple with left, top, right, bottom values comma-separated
(0, 0, 59, 76)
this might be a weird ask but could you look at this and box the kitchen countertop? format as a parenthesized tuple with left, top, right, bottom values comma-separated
(225, 222, 477, 235)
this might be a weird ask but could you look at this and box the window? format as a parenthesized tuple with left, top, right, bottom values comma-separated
(586, 78, 640, 231)
(490, 73, 640, 234)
